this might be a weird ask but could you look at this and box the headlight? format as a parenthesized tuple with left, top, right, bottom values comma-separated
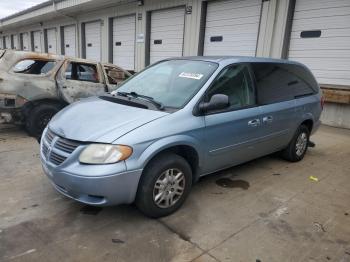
(79, 144, 133, 164)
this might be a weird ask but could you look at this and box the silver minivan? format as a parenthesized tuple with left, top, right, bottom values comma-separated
(40, 57, 323, 217)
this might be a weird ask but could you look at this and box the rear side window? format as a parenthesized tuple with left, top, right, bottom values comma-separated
(13, 59, 56, 75)
(65, 62, 99, 83)
(252, 63, 316, 105)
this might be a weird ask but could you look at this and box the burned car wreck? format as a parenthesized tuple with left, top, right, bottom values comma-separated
(0, 49, 131, 137)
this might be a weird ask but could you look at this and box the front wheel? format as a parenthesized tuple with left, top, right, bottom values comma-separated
(25, 103, 62, 139)
(281, 125, 310, 162)
(136, 153, 192, 218)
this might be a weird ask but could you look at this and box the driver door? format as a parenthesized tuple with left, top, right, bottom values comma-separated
(202, 64, 264, 174)
(56, 60, 107, 103)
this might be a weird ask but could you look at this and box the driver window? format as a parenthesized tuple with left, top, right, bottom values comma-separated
(65, 62, 99, 83)
(206, 64, 255, 110)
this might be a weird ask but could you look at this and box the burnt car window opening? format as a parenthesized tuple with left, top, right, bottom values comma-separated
(65, 62, 99, 83)
(113, 60, 218, 108)
(104, 66, 129, 85)
(13, 59, 56, 75)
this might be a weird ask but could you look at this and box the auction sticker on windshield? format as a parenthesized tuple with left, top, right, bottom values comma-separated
(178, 72, 204, 80)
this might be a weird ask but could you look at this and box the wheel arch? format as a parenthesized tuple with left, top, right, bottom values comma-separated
(138, 136, 204, 184)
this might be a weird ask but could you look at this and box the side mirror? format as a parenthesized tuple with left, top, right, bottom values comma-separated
(199, 94, 230, 113)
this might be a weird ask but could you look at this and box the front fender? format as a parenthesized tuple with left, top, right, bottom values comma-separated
(126, 134, 205, 172)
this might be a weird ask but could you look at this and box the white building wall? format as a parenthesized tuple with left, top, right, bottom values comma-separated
(0, 0, 349, 129)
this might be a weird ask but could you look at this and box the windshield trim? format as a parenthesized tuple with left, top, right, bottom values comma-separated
(113, 59, 219, 110)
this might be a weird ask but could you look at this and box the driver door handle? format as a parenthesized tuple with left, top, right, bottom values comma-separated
(248, 119, 260, 127)
(263, 116, 273, 123)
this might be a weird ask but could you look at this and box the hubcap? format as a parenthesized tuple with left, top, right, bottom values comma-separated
(295, 132, 308, 156)
(153, 168, 185, 208)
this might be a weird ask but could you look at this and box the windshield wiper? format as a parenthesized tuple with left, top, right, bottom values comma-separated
(116, 91, 164, 110)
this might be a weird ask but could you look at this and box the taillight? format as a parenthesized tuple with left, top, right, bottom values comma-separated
(321, 96, 325, 110)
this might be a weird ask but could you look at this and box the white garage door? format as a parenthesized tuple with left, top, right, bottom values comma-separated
(289, 0, 350, 86)
(113, 15, 136, 71)
(46, 28, 57, 54)
(204, 0, 262, 56)
(33, 31, 42, 52)
(12, 35, 19, 50)
(85, 21, 101, 61)
(5, 36, 11, 49)
(0, 37, 3, 49)
(63, 25, 76, 57)
(22, 33, 30, 51)
(150, 7, 185, 64)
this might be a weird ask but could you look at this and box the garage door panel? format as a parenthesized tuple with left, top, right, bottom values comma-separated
(291, 16, 350, 31)
(150, 7, 185, 64)
(206, 18, 260, 28)
(204, 0, 261, 56)
(204, 36, 258, 44)
(289, 37, 350, 50)
(64, 25, 76, 57)
(294, 6, 350, 20)
(203, 50, 254, 56)
(22, 33, 30, 51)
(291, 58, 350, 71)
(289, 0, 350, 86)
(207, 6, 261, 20)
(289, 49, 350, 58)
(291, 28, 350, 39)
(207, 0, 260, 12)
(295, 0, 350, 11)
(33, 31, 42, 52)
(5, 36, 11, 49)
(205, 23, 260, 34)
(85, 21, 101, 61)
(13, 35, 19, 49)
(150, 24, 185, 33)
(113, 15, 135, 70)
(47, 28, 57, 54)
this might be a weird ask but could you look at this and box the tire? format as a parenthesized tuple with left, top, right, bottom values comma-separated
(281, 125, 310, 162)
(136, 153, 192, 218)
(25, 103, 62, 139)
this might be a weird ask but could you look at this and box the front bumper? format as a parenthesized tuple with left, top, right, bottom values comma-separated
(0, 107, 22, 124)
(40, 128, 143, 206)
(42, 161, 143, 206)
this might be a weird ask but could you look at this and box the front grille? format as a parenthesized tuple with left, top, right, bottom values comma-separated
(55, 137, 80, 153)
(45, 129, 55, 144)
(50, 151, 67, 166)
(41, 128, 82, 166)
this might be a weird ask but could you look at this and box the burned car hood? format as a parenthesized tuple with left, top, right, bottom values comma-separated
(48, 97, 169, 143)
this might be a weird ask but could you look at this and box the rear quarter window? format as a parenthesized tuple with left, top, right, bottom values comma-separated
(13, 59, 56, 75)
(252, 63, 317, 105)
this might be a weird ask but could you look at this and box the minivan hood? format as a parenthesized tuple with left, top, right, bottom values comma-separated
(49, 97, 169, 143)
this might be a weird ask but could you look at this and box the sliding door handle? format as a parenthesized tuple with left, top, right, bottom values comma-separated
(262, 116, 273, 123)
(248, 119, 260, 127)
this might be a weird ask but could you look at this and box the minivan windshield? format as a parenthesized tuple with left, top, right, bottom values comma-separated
(112, 60, 218, 108)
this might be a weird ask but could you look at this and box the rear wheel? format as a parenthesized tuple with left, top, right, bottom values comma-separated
(281, 125, 310, 162)
(136, 153, 192, 218)
(25, 103, 62, 139)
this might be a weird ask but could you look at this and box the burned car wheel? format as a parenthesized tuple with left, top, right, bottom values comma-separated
(136, 153, 192, 218)
(26, 103, 62, 138)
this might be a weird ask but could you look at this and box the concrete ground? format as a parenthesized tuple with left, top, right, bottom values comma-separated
(0, 124, 349, 262)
